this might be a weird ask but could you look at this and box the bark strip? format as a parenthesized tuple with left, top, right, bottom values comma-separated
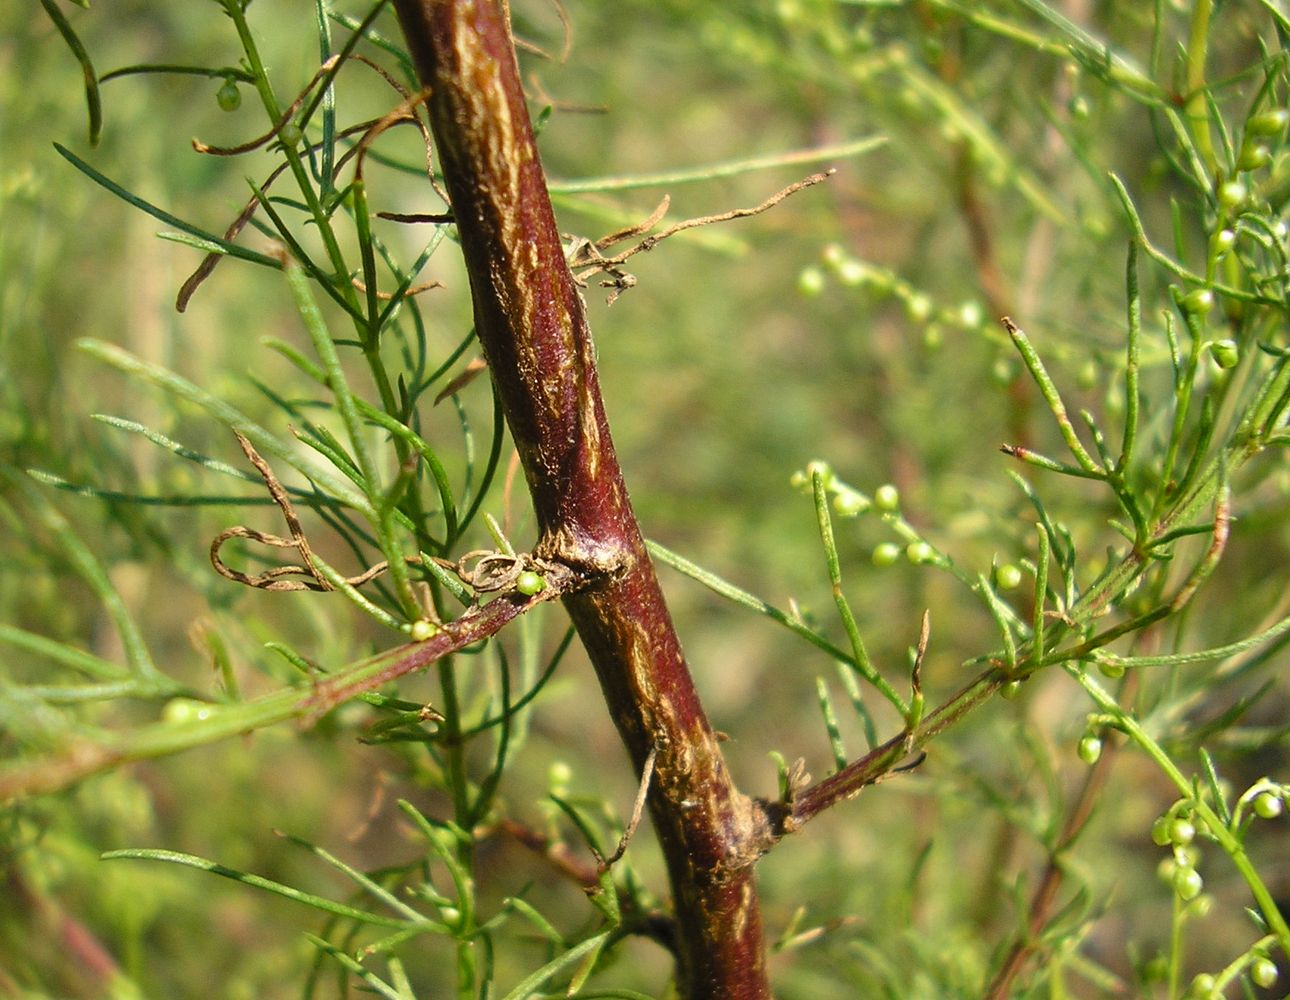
(390, 2, 771, 996)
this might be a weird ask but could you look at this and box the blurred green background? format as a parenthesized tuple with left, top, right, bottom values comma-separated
(3, 2, 1288, 998)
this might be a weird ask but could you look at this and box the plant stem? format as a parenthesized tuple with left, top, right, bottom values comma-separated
(389, 2, 772, 995)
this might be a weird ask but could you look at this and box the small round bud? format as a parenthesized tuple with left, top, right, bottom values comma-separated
(806, 460, 832, 482)
(216, 78, 241, 112)
(1098, 659, 1126, 679)
(872, 542, 902, 567)
(873, 484, 900, 511)
(958, 300, 983, 329)
(548, 760, 573, 791)
(1247, 108, 1289, 136)
(1238, 143, 1271, 172)
(1077, 735, 1103, 764)
(1188, 973, 1217, 999)
(1251, 957, 1279, 989)
(515, 571, 545, 596)
(995, 564, 1023, 590)
(162, 698, 216, 724)
(832, 490, 870, 517)
(1181, 288, 1214, 315)
(1151, 816, 1172, 846)
(837, 259, 866, 286)
(797, 266, 826, 297)
(1252, 791, 1283, 819)
(905, 541, 934, 564)
(1000, 679, 1022, 700)
(1169, 817, 1196, 846)
(1209, 339, 1239, 370)
(906, 294, 933, 322)
(1218, 180, 1247, 210)
(821, 243, 846, 267)
(278, 122, 302, 148)
(409, 619, 437, 642)
(1210, 228, 1236, 256)
(1173, 866, 1203, 901)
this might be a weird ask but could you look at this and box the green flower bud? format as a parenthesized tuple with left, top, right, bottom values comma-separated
(1169, 817, 1196, 846)
(1188, 973, 1217, 999)
(1251, 957, 1279, 989)
(874, 483, 900, 511)
(162, 698, 217, 724)
(1210, 228, 1236, 256)
(1181, 288, 1214, 315)
(548, 760, 573, 794)
(1097, 659, 1126, 679)
(216, 78, 242, 112)
(409, 619, 438, 642)
(1077, 734, 1102, 764)
(872, 542, 902, 567)
(1252, 791, 1283, 819)
(1151, 816, 1172, 846)
(797, 266, 826, 297)
(278, 122, 302, 148)
(1237, 143, 1271, 172)
(515, 571, 546, 596)
(958, 300, 983, 329)
(1209, 339, 1239, 370)
(906, 294, 933, 322)
(905, 541, 934, 564)
(1246, 108, 1289, 136)
(832, 490, 870, 517)
(995, 564, 1023, 590)
(837, 259, 866, 286)
(1173, 865, 1203, 901)
(1000, 679, 1022, 700)
(1218, 180, 1247, 210)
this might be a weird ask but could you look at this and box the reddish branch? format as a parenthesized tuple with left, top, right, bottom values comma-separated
(390, 1, 772, 995)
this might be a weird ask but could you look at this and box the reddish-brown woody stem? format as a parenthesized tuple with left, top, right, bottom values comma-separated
(390, 1, 772, 996)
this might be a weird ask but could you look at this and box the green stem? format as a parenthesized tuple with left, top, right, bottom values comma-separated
(1184, 0, 1216, 173)
(1073, 667, 1290, 959)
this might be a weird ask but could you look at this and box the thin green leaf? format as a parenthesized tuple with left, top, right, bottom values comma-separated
(9, 472, 158, 678)
(53, 145, 281, 268)
(303, 934, 408, 1000)
(548, 137, 886, 193)
(816, 678, 847, 772)
(76, 339, 371, 513)
(0, 625, 131, 683)
(278, 832, 427, 923)
(101, 849, 410, 928)
(498, 931, 613, 1000)
(643, 545, 855, 676)
(39, 0, 101, 146)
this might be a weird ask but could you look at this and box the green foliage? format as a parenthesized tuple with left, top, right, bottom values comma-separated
(3, 1, 1289, 998)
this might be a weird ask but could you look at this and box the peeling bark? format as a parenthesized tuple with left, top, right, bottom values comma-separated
(390, 1, 772, 995)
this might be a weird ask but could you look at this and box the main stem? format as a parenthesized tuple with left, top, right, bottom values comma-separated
(390, 2, 771, 996)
